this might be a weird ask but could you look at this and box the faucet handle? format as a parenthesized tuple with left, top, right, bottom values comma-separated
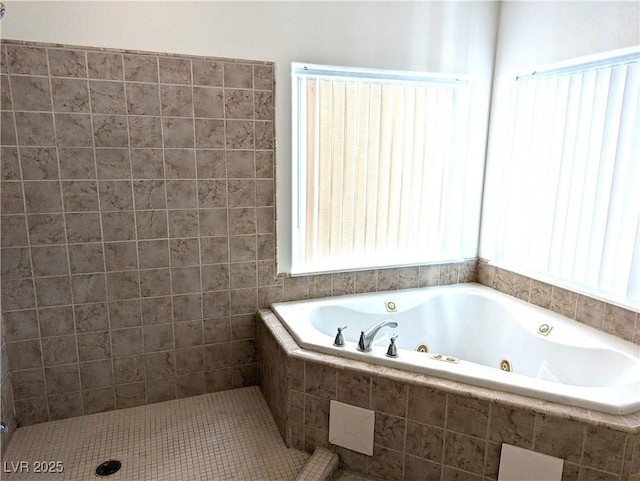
(357, 330, 368, 352)
(385, 334, 399, 358)
(333, 325, 347, 347)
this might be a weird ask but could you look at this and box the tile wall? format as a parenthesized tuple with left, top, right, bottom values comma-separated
(477, 259, 640, 345)
(0, 39, 477, 428)
(0, 40, 274, 425)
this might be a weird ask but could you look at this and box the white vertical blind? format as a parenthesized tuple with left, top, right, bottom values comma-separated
(291, 64, 472, 274)
(492, 51, 640, 304)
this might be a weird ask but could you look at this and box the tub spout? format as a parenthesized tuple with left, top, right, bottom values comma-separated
(357, 319, 398, 352)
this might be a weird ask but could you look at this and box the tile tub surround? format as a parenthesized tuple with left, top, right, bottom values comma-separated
(258, 310, 640, 481)
(477, 259, 640, 345)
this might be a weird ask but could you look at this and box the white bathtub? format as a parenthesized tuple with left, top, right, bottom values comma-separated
(271, 283, 640, 415)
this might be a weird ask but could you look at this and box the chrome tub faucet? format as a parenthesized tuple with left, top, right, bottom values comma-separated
(357, 319, 398, 352)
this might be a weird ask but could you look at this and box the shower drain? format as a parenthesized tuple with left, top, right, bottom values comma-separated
(95, 460, 121, 477)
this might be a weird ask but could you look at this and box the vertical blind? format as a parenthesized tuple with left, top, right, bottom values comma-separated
(291, 65, 471, 274)
(493, 52, 640, 303)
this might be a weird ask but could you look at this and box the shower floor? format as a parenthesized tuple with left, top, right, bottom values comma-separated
(1, 386, 309, 480)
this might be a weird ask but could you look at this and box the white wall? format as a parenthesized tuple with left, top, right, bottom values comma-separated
(481, 1, 640, 257)
(1, 0, 500, 272)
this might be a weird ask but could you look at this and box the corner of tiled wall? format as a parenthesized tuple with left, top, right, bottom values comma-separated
(477, 258, 640, 345)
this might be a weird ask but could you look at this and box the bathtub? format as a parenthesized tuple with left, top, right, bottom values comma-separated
(271, 283, 640, 415)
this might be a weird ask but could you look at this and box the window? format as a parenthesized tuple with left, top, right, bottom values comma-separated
(291, 63, 476, 275)
(484, 48, 640, 305)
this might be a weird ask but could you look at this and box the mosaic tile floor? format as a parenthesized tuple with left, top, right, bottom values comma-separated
(2, 387, 309, 480)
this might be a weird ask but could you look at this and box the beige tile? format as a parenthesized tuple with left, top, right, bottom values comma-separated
(174, 342, 204, 368)
(38, 306, 75, 337)
(6, 45, 49, 76)
(2, 215, 29, 247)
(108, 299, 142, 328)
(374, 412, 406, 451)
(82, 386, 115, 414)
(2, 310, 39, 341)
(58, 147, 96, 179)
(10, 75, 51, 111)
(159, 57, 191, 84)
(55, 113, 93, 147)
(488, 403, 535, 448)
(224, 62, 253, 88)
(196, 149, 226, 178)
(1, 146, 21, 180)
(18, 147, 59, 181)
(603, 304, 636, 342)
(51, 78, 90, 113)
(111, 327, 143, 358)
(548, 286, 577, 318)
(1, 247, 33, 279)
(34, 275, 72, 307)
(446, 394, 490, 438)
(225, 120, 254, 149)
(92, 114, 129, 147)
(76, 331, 111, 362)
(79, 359, 113, 390)
(48, 392, 83, 421)
(533, 414, 585, 464)
(123, 54, 158, 82)
(41, 335, 78, 366)
(140, 296, 173, 325)
(160, 84, 193, 117)
(225, 88, 253, 119)
(1, 111, 17, 145)
(163, 117, 195, 148)
(89, 80, 126, 114)
(10, 369, 45, 400)
(135, 210, 168, 240)
(193, 86, 224, 118)
(74, 302, 109, 332)
(23, 180, 63, 213)
(173, 293, 203, 322)
(575, 294, 605, 329)
(48, 48, 86, 77)
(105, 241, 138, 271)
(255, 120, 274, 149)
(195, 118, 225, 148)
(61, 181, 99, 212)
(193, 59, 224, 86)
(87, 51, 123, 80)
(95, 147, 131, 179)
(131, 148, 164, 179)
(71, 273, 107, 303)
(371, 376, 407, 417)
(44, 364, 80, 395)
(164, 149, 196, 178)
(113, 355, 146, 384)
(65, 212, 102, 243)
(129, 116, 163, 148)
(443, 431, 486, 476)
(305, 364, 336, 399)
